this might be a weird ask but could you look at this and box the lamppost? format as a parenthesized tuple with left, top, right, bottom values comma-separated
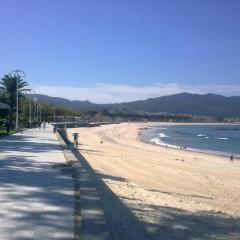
(27, 89, 36, 127)
(34, 97, 38, 123)
(39, 104, 42, 123)
(11, 69, 26, 130)
(29, 91, 31, 127)
(36, 102, 39, 123)
(53, 108, 56, 122)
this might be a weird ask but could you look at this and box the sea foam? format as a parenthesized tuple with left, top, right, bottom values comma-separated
(197, 134, 206, 137)
(158, 133, 169, 138)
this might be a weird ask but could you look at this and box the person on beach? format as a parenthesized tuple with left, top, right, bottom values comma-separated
(5, 119, 10, 134)
(230, 154, 234, 162)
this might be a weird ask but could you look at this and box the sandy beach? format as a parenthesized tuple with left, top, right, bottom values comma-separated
(67, 122, 240, 239)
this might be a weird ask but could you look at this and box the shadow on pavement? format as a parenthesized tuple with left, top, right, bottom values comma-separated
(0, 155, 74, 236)
(0, 133, 62, 153)
(0, 131, 74, 239)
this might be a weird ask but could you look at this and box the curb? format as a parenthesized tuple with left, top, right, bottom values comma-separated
(56, 131, 110, 240)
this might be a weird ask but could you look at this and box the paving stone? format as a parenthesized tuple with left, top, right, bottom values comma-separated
(0, 126, 74, 240)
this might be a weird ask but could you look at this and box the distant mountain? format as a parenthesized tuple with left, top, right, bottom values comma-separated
(30, 93, 240, 119)
(30, 94, 104, 112)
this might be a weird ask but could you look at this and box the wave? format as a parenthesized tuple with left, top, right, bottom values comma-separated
(151, 137, 165, 145)
(150, 137, 179, 149)
(158, 133, 169, 138)
(199, 136, 228, 140)
(150, 138, 159, 143)
(150, 138, 166, 146)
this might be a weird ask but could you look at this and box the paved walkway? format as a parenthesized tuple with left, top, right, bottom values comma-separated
(0, 126, 74, 240)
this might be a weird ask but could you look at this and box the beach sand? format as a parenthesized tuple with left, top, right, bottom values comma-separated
(67, 123, 240, 239)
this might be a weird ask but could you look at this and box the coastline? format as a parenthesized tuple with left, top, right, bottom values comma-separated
(139, 122, 240, 159)
(66, 122, 240, 239)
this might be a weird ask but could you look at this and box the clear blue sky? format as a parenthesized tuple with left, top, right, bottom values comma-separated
(0, 0, 240, 103)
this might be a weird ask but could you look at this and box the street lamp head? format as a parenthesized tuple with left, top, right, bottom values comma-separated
(11, 69, 26, 78)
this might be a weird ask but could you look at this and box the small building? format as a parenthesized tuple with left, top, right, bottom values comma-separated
(0, 102, 9, 117)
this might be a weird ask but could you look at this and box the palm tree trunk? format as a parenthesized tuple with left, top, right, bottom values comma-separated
(9, 97, 14, 129)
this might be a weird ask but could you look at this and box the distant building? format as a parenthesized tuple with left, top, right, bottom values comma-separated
(0, 102, 9, 110)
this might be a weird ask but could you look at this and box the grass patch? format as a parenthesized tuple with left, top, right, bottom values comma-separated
(0, 126, 17, 137)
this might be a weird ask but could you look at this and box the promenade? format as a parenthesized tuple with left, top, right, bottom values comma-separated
(0, 126, 74, 239)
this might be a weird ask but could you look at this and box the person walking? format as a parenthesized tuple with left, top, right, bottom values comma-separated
(43, 121, 46, 130)
(5, 120, 10, 134)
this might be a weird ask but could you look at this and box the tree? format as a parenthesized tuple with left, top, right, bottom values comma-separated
(0, 73, 29, 128)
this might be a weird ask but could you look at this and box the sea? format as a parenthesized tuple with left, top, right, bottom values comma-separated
(140, 124, 240, 159)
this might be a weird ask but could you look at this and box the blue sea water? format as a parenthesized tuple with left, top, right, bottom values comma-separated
(140, 124, 240, 158)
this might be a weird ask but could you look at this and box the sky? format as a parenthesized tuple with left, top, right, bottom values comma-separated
(0, 0, 240, 103)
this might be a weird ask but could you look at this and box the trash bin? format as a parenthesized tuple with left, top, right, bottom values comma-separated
(73, 132, 79, 149)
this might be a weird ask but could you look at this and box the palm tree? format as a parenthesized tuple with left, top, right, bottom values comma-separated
(0, 73, 29, 128)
